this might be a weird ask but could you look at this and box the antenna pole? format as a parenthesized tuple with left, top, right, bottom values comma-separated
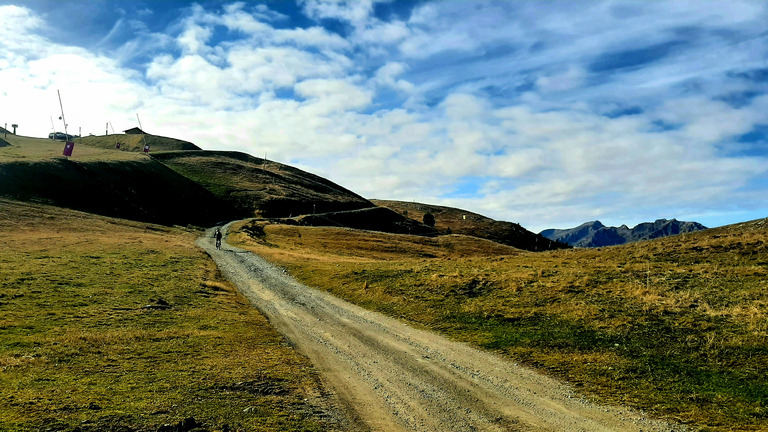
(57, 90, 68, 137)
(109, 122, 119, 149)
(58, 90, 75, 157)
(136, 113, 149, 154)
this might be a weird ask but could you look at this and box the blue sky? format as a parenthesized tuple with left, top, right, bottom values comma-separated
(1, 0, 767, 232)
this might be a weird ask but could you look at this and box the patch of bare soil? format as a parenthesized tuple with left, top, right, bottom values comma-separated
(197, 225, 690, 432)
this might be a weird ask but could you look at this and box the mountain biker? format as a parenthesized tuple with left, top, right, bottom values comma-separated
(214, 228, 223, 250)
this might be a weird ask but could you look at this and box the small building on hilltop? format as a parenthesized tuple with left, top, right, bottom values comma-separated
(124, 127, 146, 134)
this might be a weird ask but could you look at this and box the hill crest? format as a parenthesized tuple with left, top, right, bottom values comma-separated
(151, 150, 374, 218)
(0, 136, 371, 226)
(372, 199, 569, 252)
(78, 133, 200, 152)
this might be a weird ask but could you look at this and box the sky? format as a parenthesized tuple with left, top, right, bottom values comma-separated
(1, 0, 766, 232)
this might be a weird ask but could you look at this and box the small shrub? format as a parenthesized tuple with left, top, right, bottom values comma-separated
(423, 213, 435, 227)
(242, 221, 267, 239)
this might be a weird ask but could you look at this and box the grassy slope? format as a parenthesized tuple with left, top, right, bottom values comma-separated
(0, 136, 235, 226)
(78, 134, 200, 152)
(0, 135, 141, 162)
(230, 219, 768, 432)
(372, 199, 569, 252)
(293, 206, 438, 236)
(0, 137, 374, 227)
(0, 199, 346, 432)
(0, 158, 232, 226)
(151, 151, 373, 218)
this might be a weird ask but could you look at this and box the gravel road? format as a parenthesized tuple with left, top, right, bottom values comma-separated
(197, 225, 690, 432)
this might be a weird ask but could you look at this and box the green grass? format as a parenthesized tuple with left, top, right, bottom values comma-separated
(78, 134, 199, 152)
(0, 135, 142, 162)
(230, 220, 768, 431)
(0, 200, 344, 432)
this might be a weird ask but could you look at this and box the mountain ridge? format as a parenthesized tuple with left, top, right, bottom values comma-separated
(540, 218, 707, 247)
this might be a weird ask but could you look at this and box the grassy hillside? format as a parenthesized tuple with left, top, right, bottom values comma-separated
(0, 199, 348, 431)
(232, 220, 519, 262)
(0, 135, 140, 162)
(78, 133, 200, 152)
(0, 135, 233, 226)
(0, 136, 377, 226)
(0, 136, 376, 226)
(293, 206, 438, 236)
(230, 219, 768, 431)
(0, 157, 233, 226)
(2, 137, 558, 247)
(373, 199, 569, 252)
(152, 151, 374, 218)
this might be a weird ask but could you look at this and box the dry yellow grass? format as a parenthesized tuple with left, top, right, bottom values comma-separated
(0, 135, 143, 162)
(231, 218, 768, 431)
(0, 199, 345, 432)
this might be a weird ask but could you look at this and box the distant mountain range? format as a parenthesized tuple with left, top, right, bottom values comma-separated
(540, 219, 707, 247)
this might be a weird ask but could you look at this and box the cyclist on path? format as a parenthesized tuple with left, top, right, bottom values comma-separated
(214, 228, 223, 250)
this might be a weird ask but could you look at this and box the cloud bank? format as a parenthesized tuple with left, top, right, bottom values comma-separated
(1, 0, 767, 231)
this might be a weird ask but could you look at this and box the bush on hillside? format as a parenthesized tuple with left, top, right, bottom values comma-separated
(423, 213, 436, 227)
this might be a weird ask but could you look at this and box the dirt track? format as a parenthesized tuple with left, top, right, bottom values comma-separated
(198, 226, 689, 432)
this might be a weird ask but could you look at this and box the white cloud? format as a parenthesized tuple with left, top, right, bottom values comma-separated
(221, 2, 281, 31)
(273, 26, 351, 49)
(399, 28, 477, 59)
(357, 20, 410, 45)
(373, 62, 414, 94)
(295, 78, 373, 114)
(177, 21, 213, 54)
(536, 67, 587, 93)
(301, 0, 376, 29)
(487, 148, 548, 178)
(656, 97, 764, 144)
(2, 1, 767, 232)
(0, 5, 48, 55)
(440, 93, 488, 120)
(321, 86, 766, 230)
(401, 1, 522, 58)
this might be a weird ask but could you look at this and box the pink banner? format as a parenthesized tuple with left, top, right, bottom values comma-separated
(63, 141, 74, 157)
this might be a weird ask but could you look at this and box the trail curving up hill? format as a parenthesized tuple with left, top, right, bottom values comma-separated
(198, 224, 689, 432)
